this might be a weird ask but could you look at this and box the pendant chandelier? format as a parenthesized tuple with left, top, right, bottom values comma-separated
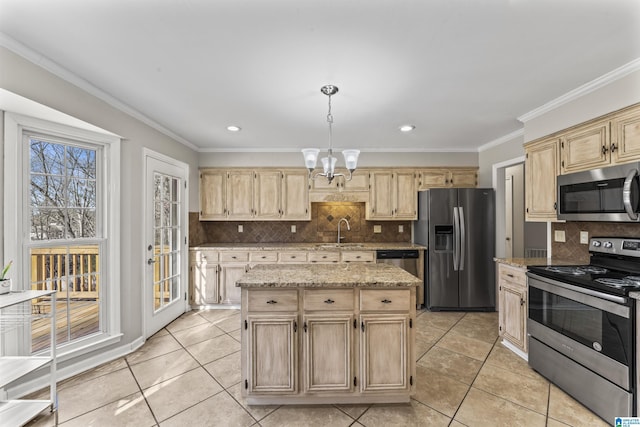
(301, 85, 360, 184)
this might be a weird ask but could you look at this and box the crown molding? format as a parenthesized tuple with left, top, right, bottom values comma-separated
(518, 57, 640, 123)
(477, 128, 524, 152)
(0, 32, 199, 151)
(198, 146, 479, 153)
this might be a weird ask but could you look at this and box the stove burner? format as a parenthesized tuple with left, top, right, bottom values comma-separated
(578, 266, 608, 274)
(545, 266, 586, 275)
(595, 278, 640, 289)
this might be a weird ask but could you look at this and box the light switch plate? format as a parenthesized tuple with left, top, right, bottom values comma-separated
(374, 225, 382, 234)
(398, 225, 404, 233)
(580, 231, 588, 244)
(291, 225, 296, 233)
(238, 225, 243, 233)
(554, 230, 565, 242)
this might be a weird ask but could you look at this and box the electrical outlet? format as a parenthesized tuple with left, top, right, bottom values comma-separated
(373, 225, 382, 234)
(398, 225, 404, 233)
(554, 230, 565, 242)
(291, 225, 296, 233)
(580, 231, 589, 244)
(238, 225, 243, 233)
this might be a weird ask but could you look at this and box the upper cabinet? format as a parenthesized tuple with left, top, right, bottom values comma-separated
(525, 137, 560, 222)
(309, 169, 370, 193)
(417, 168, 478, 190)
(200, 169, 310, 221)
(560, 104, 640, 175)
(524, 103, 640, 222)
(367, 170, 417, 220)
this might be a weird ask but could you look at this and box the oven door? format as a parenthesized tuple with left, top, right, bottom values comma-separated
(527, 274, 632, 389)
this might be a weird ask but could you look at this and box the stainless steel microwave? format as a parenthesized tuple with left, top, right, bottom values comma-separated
(557, 162, 640, 222)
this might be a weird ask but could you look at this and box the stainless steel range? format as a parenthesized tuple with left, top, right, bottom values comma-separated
(527, 237, 639, 423)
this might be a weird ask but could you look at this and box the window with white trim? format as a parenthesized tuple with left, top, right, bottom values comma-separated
(4, 113, 121, 357)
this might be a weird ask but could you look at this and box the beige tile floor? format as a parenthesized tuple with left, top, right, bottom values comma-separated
(26, 309, 611, 427)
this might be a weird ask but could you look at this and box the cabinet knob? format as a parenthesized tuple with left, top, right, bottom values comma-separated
(611, 143, 617, 153)
(266, 300, 278, 304)
(381, 299, 392, 304)
(324, 299, 335, 304)
(520, 298, 525, 306)
(602, 145, 608, 155)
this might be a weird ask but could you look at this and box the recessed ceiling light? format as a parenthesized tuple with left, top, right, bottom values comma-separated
(399, 125, 415, 132)
(227, 125, 241, 132)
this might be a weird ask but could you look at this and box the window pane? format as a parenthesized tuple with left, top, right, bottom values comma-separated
(68, 178, 96, 208)
(67, 146, 96, 179)
(30, 140, 65, 175)
(68, 208, 96, 238)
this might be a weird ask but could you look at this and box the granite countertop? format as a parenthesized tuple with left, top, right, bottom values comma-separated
(629, 292, 640, 301)
(493, 257, 577, 269)
(190, 242, 427, 251)
(236, 263, 422, 288)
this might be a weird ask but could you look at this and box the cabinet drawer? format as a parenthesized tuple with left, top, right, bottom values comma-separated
(360, 289, 410, 311)
(279, 251, 308, 263)
(220, 252, 250, 263)
(303, 289, 354, 311)
(308, 252, 340, 263)
(498, 264, 526, 287)
(341, 251, 375, 263)
(247, 290, 298, 311)
(250, 252, 278, 263)
(193, 250, 218, 264)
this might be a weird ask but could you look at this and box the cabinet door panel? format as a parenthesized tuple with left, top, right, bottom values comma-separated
(303, 315, 353, 392)
(418, 169, 449, 189)
(368, 171, 394, 219)
(254, 171, 281, 219)
(248, 315, 297, 394)
(191, 264, 219, 305)
(499, 283, 526, 352)
(612, 106, 640, 164)
(220, 264, 248, 304)
(282, 170, 310, 220)
(200, 170, 226, 219)
(360, 315, 409, 392)
(394, 171, 417, 219)
(561, 120, 610, 174)
(525, 138, 559, 221)
(227, 171, 254, 219)
(449, 169, 477, 187)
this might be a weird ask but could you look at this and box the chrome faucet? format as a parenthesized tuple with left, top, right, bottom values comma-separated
(337, 218, 351, 244)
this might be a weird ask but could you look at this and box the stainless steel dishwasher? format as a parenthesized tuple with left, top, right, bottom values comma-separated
(375, 250, 419, 276)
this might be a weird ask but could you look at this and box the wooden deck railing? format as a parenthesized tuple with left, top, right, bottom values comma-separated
(30, 246, 100, 297)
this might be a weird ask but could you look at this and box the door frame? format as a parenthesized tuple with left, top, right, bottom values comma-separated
(142, 148, 190, 339)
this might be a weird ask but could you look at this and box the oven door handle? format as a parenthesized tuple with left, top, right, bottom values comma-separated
(622, 168, 639, 221)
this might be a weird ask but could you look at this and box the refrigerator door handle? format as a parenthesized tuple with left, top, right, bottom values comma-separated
(453, 207, 459, 271)
(459, 206, 466, 270)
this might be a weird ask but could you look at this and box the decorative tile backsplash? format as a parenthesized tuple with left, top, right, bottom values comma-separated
(189, 202, 411, 246)
(551, 221, 640, 263)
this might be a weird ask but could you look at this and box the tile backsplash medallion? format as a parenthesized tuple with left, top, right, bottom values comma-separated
(551, 221, 640, 263)
(189, 202, 411, 246)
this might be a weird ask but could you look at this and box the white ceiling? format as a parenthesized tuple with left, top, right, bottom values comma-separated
(1, 0, 639, 153)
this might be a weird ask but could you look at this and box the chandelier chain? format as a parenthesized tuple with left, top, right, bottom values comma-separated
(327, 94, 334, 152)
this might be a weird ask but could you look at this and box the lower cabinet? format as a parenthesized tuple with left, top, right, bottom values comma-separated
(220, 264, 249, 305)
(497, 263, 528, 354)
(242, 287, 416, 404)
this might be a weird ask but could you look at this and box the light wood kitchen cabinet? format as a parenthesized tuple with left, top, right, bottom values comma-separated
(241, 283, 416, 403)
(281, 170, 310, 220)
(219, 251, 250, 304)
(417, 168, 478, 189)
(611, 105, 640, 164)
(368, 170, 417, 220)
(227, 170, 255, 219)
(254, 170, 281, 219)
(190, 251, 220, 305)
(199, 170, 227, 220)
(560, 119, 610, 174)
(525, 137, 560, 221)
(498, 263, 528, 354)
(309, 169, 370, 193)
(303, 314, 354, 392)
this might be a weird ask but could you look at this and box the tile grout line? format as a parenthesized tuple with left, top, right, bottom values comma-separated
(124, 355, 161, 426)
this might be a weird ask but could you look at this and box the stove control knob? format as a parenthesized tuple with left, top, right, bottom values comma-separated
(604, 241, 613, 248)
(592, 241, 602, 247)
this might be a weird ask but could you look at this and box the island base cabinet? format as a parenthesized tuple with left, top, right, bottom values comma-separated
(360, 315, 410, 392)
(246, 315, 298, 394)
(303, 315, 353, 393)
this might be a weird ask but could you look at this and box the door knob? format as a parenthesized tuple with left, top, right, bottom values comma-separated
(147, 258, 156, 265)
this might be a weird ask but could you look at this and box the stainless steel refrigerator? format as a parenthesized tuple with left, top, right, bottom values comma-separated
(414, 189, 495, 310)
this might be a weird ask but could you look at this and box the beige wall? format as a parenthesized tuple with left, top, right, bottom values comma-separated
(0, 46, 199, 376)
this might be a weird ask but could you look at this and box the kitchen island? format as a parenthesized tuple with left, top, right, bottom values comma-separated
(237, 263, 421, 405)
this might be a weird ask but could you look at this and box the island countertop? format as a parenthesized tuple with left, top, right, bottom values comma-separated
(236, 263, 422, 288)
